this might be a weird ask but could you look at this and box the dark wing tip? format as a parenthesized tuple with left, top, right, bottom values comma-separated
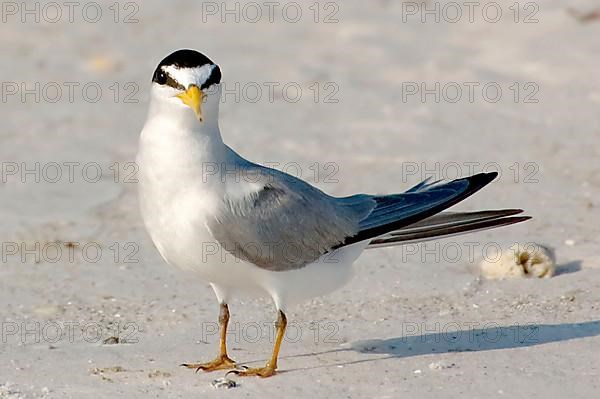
(463, 208, 524, 218)
(468, 171, 498, 187)
(483, 215, 532, 229)
(469, 208, 524, 217)
(459, 171, 499, 199)
(502, 208, 524, 215)
(514, 215, 532, 223)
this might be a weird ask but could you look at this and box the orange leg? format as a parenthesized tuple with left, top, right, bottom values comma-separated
(181, 303, 236, 372)
(230, 310, 287, 378)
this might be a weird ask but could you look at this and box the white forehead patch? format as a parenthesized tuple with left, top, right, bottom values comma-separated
(163, 63, 215, 88)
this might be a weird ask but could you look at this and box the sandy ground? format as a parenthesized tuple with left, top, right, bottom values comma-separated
(1, 0, 600, 397)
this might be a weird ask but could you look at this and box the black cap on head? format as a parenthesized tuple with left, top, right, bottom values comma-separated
(156, 49, 215, 70)
(152, 49, 221, 90)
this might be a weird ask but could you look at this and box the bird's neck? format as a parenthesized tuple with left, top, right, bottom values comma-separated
(146, 85, 223, 141)
(141, 87, 229, 169)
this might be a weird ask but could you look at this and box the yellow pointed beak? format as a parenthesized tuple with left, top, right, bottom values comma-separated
(176, 84, 205, 121)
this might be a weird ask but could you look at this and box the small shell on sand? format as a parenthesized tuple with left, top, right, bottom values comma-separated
(211, 377, 237, 389)
(479, 243, 555, 279)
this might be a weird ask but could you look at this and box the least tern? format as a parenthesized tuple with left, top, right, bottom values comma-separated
(137, 49, 530, 377)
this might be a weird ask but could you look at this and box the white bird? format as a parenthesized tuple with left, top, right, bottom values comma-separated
(136, 49, 529, 377)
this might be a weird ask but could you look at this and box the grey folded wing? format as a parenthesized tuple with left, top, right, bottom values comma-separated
(207, 166, 375, 271)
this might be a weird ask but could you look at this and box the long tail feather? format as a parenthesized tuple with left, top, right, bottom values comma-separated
(367, 210, 530, 248)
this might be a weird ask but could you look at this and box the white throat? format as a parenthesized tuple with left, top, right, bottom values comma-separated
(140, 83, 227, 173)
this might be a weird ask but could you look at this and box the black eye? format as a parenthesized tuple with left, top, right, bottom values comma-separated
(157, 70, 167, 85)
(152, 67, 169, 85)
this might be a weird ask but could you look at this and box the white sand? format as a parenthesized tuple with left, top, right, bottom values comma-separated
(1, 1, 599, 397)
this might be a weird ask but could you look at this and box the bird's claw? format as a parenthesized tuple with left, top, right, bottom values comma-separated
(181, 355, 237, 372)
(226, 364, 277, 378)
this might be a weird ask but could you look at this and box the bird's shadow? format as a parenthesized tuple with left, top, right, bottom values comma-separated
(283, 320, 600, 371)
